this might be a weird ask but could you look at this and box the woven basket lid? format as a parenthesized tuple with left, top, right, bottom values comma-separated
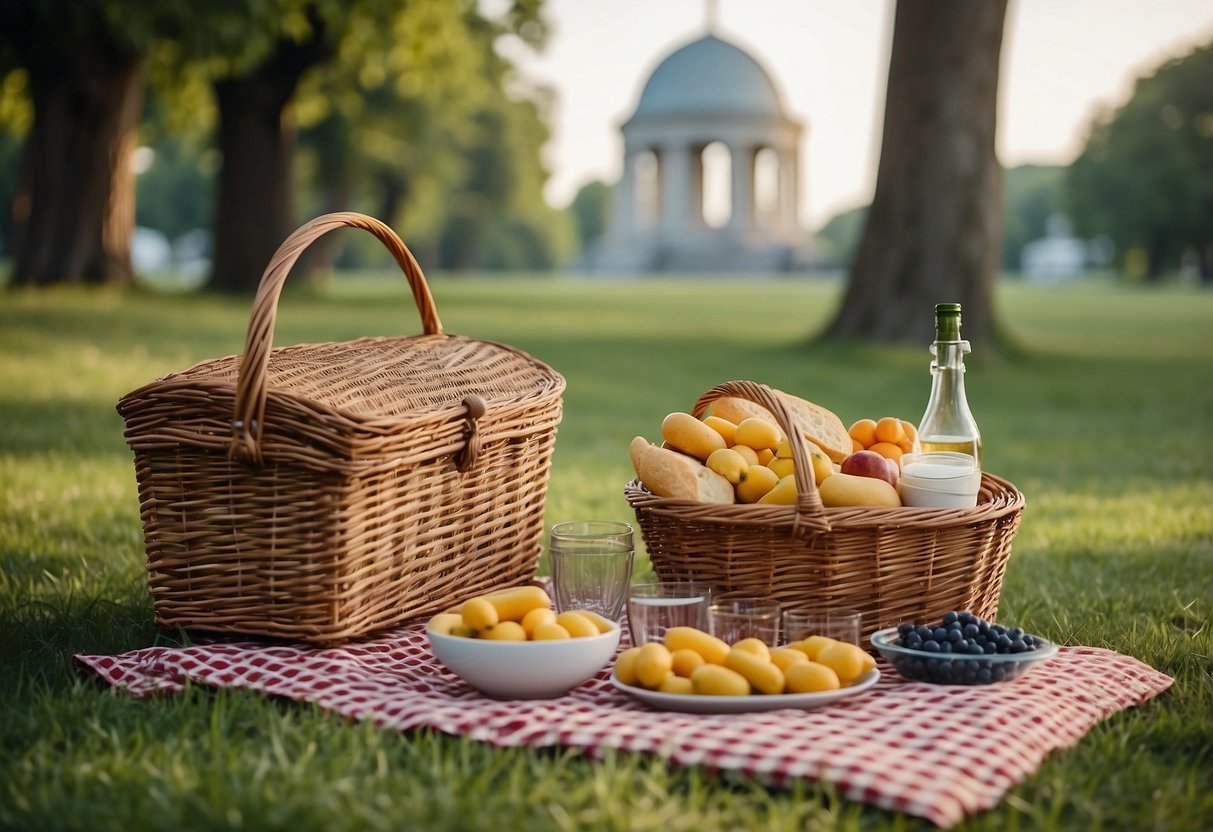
(117, 213, 564, 468)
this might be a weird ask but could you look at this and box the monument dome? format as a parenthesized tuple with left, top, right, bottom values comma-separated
(631, 35, 786, 121)
(587, 28, 815, 274)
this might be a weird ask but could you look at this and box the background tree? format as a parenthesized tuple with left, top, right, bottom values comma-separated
(1066, 42, 1213, 281)
(826, 0, 1007, 348)
(566, 179, 612, 261)
(0, 1, 165, 287)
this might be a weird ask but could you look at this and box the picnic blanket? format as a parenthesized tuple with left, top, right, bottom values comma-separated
(76, 622, 1172, 828)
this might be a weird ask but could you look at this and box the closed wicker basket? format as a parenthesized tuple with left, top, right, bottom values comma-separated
(117, 212, 565, 644)
(625, 380, 1025, 644)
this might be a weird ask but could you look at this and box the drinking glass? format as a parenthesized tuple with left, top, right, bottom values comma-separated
(781, 609, 863, 646)
(626, 580, 713, 646)
(707, 599, 782, 646)
(548, 521, 634, 620)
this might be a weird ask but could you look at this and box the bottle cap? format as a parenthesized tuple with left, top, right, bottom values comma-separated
(934, 302, 962, 341)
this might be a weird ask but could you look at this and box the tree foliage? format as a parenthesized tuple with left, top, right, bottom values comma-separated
(1066, 41, 1213, 279)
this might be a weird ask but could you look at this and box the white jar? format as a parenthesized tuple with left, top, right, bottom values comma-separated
(897, 452, 981, 508)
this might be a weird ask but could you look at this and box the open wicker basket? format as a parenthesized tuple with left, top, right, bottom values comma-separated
(625, 380, 1025, 644)
(117, 212, 565, 645)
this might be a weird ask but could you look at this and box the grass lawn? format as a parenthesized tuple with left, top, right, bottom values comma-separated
(1, 273, 1210, 831)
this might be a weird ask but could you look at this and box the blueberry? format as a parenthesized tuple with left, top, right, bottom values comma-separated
(978, 621, 990, 635)
(898, 622, 914, 635)
(958, 611, 975, 625)
(992, 666, 1007, 682)
(968, 643, 985, 655)
(923, 640, 941, 653)
(906, 633, 923, 649)
(977, 667, 993, 684)
(933, 627, 949, 642)
(915, 626, 933, 641)
(963, 622, 979, 638)
(939, 641, 953, 654)
(996, 634, 1012, 650)
(1009, 627, 1024, 640)
(943, 611, 958, 625)
(983, 642, 998, 654)
(1010, 638, 1027, 653)
(947, 629, 963, 644)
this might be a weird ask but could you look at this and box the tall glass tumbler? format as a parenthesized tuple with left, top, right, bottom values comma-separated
(548, 521, 634, 620)
(707, 599, 782, 646)
(626, 580, 713, 646)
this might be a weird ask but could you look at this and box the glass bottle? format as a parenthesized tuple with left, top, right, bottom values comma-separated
(917, 302, 983, 466)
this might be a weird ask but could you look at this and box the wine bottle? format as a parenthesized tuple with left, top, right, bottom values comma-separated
(917, 303, 983, 465)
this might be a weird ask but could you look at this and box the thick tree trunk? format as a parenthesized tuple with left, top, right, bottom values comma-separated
(7, 43, 142, 287)
(826, 0, 1007, 347)
(208, 23, 332, 293)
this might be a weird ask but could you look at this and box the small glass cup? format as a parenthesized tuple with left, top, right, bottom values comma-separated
(548, 521, 634, 620)
(626, 580, 714, 646)
(707, 599, 782, 646)
(782, 609, 863, 646)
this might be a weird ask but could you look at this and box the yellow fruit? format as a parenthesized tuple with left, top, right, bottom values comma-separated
(706, 447, 750, 485)
(875, 416, 907, 446)
(770, 646, 810, 671)
(703, 415, 738, 446)
(657, 675, 696, 695)
(815, 641, 868, 684)
(484, 621, 528, 641)
(733, 417, 782, 452)
(690, 663, 752, 696)
(790, 635, 837, 661)
(482, 585, 552, 623)
(664, 626, 730, 665)
(723, 648, 785, 695)
(755, 448, 776, 466)
(730, 444, 760, 466)
(766, 456, 795, 479)
(532, 622, 572, 640)
(661, 412, 727, 461)
(636, 642, 674, 689)
(555, 611, 599, 639)
(460, 597, 499, 633)
(899, 420, 919, 453)
(571, 609, 616, 634)
(735, 464, 779, 503)
(849, 418, 878, 448)
(775, 438, 795, 460)
(818, 472, 901, 508)
(808, 444, 834, 485)
(520, 606, 556, 637)
(427, 612, 465, 636)
(731, 638, 772, 661)
(757, 473, 797, 505)
(670, 648, 706, 678)
(614, 646, 642, 685)
(784, 661, 841, 693)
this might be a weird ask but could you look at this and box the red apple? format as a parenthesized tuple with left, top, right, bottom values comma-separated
(840, 450, 898, 488)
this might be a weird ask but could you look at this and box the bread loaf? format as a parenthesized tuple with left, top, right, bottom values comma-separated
(629, 437, 735, 503)
(711, 389, 851, 463)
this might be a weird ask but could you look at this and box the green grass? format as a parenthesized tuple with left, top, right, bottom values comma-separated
(2, 274, 1211, 831)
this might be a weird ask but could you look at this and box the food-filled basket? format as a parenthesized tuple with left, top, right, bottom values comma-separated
(117, 212, 565, 644)
(625, 380, 1025, 644)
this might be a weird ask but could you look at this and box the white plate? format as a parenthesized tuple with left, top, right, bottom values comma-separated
(611, 668, 880, 713)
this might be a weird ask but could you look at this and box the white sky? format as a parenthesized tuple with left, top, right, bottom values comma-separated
(505, 0, 1213, 230)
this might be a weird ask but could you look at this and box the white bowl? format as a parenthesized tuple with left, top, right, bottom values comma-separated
(427, 623, 621, 699)
(898, 452, 981, 508)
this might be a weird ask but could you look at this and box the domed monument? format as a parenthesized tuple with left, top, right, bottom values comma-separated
(588, 16, 814, 273)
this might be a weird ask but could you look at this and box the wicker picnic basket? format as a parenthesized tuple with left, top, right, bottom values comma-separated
(625, 380, 1025, 644)
(117, 212, 565, 645)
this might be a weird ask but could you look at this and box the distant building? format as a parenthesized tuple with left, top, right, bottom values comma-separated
(586, 26, 816, 274)
(1021, 214, 1091, 282)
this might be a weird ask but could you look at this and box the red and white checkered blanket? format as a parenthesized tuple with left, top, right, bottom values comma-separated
(76, 623, 1171, 828)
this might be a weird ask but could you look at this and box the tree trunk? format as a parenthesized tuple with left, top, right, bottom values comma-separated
(826, 0, 1007, 347)
(208, 22, 333, 293)
(7, 42, 142, 287)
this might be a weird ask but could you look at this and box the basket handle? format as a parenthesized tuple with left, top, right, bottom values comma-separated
(229, 212, 443, 464)
(691, 380, 832, 536)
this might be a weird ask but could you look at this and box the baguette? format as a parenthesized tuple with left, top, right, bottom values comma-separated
(630, 437, 735, 503)
(711, 388, 851, 463)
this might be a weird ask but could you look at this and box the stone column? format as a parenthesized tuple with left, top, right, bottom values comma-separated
(728, 143, 753, 230)
(777, 146, 799, 232)
(659, 143, 690, 233)
(613, 148, 637, 234)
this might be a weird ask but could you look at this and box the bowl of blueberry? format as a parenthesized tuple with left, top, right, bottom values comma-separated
(871, 611, 1059, 685)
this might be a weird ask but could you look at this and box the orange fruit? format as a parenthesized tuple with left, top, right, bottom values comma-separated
(867, 441, 904, 464)
(848, 418, 878, 448)
(875, 417, 907, 445)
(898, 420, 919, 453)
(851, 437, 864, 454)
